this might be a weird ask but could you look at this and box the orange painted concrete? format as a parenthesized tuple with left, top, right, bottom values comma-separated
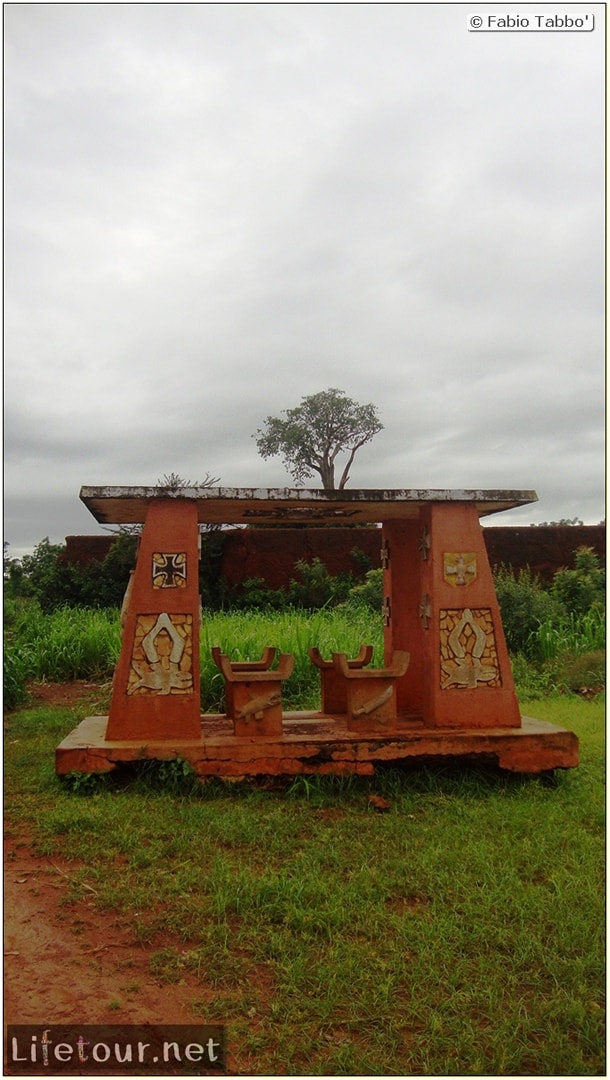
(333, 650, 410, 733)
(383, 505, 520, 729)
(56, 714, 579, 778)
(309, 646, 374, 714)
(105, 501, 201, 741)
(423, 503, 520, 729)
(382, 520, 426, 717)
(212, 649, 294, 737)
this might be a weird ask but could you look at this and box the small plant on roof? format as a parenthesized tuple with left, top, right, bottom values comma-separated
(157, 472, 221, 491)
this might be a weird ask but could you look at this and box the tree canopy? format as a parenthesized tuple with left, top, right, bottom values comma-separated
(253, 388, 383, 490)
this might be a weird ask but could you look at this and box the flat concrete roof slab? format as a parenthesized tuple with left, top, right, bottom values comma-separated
(80, 486, 538, 526)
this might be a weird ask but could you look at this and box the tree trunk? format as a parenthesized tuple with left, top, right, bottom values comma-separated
(337, 445, 359, 489)
(319, 460, 336, 490)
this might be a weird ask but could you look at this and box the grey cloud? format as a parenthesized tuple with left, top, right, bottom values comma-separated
(4, 4, 605, 554)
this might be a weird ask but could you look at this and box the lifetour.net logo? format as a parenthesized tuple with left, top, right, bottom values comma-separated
(6, 1025, 226, 1075)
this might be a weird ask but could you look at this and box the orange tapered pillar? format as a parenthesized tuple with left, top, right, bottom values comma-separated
(105, 500, 201, 741)
(381, 520, 426, 719)
(383, 505, 521, 729)
(421, 503, 521, 728)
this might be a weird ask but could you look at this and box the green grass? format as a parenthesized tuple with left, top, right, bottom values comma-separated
(4, 695, 605, 1075)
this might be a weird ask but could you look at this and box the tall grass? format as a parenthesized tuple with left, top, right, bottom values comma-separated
(528, 607, 605, 663)
(201, 606, 384, 710)
(5, 599, 604, 709)
(5, 603, 121, 683)
(4, 602, 385, 711)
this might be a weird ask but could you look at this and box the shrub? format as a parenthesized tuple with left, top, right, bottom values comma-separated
(229, 559, 357, 611)
(558, 650, 605, 695)
(551, 547, 605, 618)
(229, 577, 288, 610)
(528, 608, 605, 662)
(493, 566, 563, 657)
(13, 538, 74, 612)
(345, 568, 383, 612)
(92, 532, 138, 607)
(508, 654, 562, 700)
(4, 533, 139, 612)
(199, 528, 226, 608)
(288, 557, 354, 608)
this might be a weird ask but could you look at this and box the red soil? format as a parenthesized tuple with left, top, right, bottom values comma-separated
(4, 683, 236, 1075)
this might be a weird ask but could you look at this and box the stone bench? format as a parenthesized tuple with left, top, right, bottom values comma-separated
(309, 645, 374, 714)
(331, 650, 410, 732)
(211, 647, 294, 737)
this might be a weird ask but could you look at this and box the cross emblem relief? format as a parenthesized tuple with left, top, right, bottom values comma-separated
(443, 552, 477, 587)
(380, 539, 390, 570)
(152, 552, 187, 589)
(419, 594, 432, 629)
(419, 527, 431, 561)
(382, 596, 392, 627)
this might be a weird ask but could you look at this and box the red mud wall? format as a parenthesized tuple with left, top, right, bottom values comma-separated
(64, 524, 605, 587)
(218, 528, 381, 590)
(63, 535, 120, 564)
(219, 525, 605, 589)
(482, 525, 605, 581)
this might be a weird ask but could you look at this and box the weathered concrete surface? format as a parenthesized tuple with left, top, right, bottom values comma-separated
(56, 714, 579, 778)
(79, 486, 538, 526)
(332, 650, 410, 733)
(310, 645, 374, 714)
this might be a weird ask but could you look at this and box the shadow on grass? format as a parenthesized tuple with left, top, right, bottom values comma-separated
(60, 755, 566, 802)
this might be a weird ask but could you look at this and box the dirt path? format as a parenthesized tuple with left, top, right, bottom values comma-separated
(4, 684, 231, 1073)
(4, 843, 215, 1029)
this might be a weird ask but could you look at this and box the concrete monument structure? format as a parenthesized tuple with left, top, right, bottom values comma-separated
(56, 486, 579, 778)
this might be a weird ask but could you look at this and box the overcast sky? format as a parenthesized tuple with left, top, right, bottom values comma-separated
(4, 3, 605, 556)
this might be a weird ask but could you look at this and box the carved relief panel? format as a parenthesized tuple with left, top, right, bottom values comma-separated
(443, 553, 477, 587)
(440, 608, 501, 689)
(127, 612, 194, 696)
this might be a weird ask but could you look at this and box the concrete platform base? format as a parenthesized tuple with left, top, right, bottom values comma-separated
(56, 713, 579, 778)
